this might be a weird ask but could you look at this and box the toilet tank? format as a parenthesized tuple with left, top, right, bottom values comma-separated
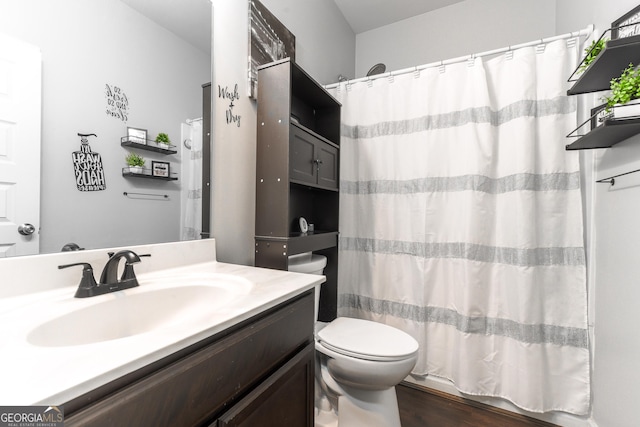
(288, 252, 327, 322)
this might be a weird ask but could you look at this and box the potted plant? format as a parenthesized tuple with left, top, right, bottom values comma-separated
(125, 152, 145, 174)
(603, 63, 640, 118)
(578, 38, 606, 74)
(155, 132, 171, 149)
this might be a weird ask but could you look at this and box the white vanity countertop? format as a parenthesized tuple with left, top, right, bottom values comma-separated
(0, 249, 324, 405)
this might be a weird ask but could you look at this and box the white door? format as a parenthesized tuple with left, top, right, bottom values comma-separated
(0, 34, 41, 257)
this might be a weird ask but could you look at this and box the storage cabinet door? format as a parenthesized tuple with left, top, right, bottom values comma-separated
(290, 126, 317, 185)
(316, 142, 338, 190)
(216, 342, 314, 427)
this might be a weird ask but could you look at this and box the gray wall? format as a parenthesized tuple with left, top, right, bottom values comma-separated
(0, 0, 210, 254)
(210, 0, 355, 265)
(354, 0, 556, 78)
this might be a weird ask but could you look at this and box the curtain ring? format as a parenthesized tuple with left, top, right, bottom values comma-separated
(505, 46, 514, 60)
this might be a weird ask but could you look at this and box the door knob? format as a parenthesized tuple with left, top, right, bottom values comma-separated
(18, 223, 36, 236)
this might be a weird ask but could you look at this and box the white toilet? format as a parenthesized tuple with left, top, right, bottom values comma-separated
(288, 252, 419, 427)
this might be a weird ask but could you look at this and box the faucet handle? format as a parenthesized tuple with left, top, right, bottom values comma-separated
(58, 262, 99, 298)
(120, 253, 150, 281)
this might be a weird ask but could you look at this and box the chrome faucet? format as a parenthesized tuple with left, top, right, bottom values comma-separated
(59, 250, 150, 298)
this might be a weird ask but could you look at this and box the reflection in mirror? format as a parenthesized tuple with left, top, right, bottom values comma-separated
(0, 0, 211, 257)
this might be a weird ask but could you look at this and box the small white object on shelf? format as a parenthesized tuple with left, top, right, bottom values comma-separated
(299, 217, 308, 233)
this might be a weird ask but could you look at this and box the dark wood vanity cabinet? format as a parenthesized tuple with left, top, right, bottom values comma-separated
(64, 291, 314, 427)
(255, 58, 341, 321)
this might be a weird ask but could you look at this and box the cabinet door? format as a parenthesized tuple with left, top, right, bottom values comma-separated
(290, 126, 317, 185)
(216, 343, 314, 427)
(316, 143, 338, 190)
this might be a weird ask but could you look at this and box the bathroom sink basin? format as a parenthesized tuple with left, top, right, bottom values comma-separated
(27, 274, 252, 347)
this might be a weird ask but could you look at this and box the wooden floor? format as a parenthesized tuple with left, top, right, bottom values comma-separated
(397, 383, 558, 427)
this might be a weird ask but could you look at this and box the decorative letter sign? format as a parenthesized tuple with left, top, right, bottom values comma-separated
(72, 133, 106, 191)
(218, 83, 241, 127)
(105, 83, 130, 122)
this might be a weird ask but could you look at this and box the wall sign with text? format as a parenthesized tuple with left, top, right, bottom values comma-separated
(72, 133, 106, 191)
(219, 83, 241, 127)
(105, 83, 130, 122)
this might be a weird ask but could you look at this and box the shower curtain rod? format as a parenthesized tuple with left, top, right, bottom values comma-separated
(186, 117, 203, 124)
(325, 24, 594, 89)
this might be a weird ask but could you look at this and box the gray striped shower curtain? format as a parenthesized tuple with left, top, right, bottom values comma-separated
(329, 39, 589, 414)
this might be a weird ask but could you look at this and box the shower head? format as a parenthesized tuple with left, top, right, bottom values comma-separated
(366, 63, 386, 77)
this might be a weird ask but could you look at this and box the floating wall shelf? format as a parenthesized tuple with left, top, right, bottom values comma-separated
(122, 168, 178, 181)
(121, 137, 177, 155)
(566, 117, 640, 150)
(568, 34, 640, 95)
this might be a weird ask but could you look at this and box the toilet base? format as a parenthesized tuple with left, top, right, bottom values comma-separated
(335, 386, 401, 427)
(314, 382, 401, 427)
(315, 347, 404, 427)
(315, 400, 338, 427)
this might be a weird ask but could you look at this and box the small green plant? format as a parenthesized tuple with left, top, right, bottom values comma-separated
(578, 38, 606, 74)
(125, 152, 145, 167)
(155, 132, 171, 145)
(603, 63, 640, 112)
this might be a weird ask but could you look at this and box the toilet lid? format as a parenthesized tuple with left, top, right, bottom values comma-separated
(317, 317, 419, 361)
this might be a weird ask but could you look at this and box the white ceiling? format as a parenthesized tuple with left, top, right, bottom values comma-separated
(333, 0, 464, 33)
(119, 0, 464, 54)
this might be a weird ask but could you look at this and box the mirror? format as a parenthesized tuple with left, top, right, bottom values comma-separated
(0, 0, 211, 257)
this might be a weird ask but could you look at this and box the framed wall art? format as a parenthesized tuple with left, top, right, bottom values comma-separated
(127, 126, 147, 144)
(248, 0, 295, 98)
(152, 161, 170, 178)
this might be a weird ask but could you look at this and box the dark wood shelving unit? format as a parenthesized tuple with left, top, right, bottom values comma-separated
(567, 34, 640, 95)
(121, 137, 178, 154)
(255, 58, 341, 321)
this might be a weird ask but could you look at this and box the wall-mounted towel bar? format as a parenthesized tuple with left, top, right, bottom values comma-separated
(123, 191, 169, 199)
(596, 168, 640, 186)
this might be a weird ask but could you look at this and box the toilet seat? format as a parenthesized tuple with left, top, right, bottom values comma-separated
(317, 317, 419, 362)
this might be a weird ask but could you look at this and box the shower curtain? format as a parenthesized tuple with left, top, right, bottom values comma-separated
(181, 120, 203, 241)
(328, 39, 589, 414)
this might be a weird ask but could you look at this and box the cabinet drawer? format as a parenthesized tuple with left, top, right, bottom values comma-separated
(65, 292, 314, 427)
